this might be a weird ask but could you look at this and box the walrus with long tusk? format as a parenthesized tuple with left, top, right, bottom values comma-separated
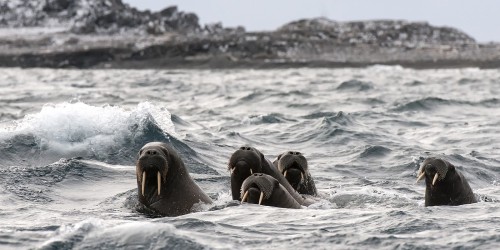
(416, 157, 477, 206)
(136, 142, 212, 216)
(228, 146, 313, 206)
(273, 151, 317, 196)
(240, 173, 301, 209)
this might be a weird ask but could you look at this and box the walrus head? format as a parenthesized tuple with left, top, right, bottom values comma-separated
(416, 157, 477, 206)
(240, 173, 278, 205)
(275, 151, 308, 190)
(136, 142, 171, 205)
(240, 173, 302, 209)
(416, 157, 453, 186)
(228, 146, 265, 201)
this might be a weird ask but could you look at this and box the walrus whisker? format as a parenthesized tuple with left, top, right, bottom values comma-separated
(432, 173, 439, 186)
(142, 171, 146, 196)
(416, 172, 425, 183)
(241, 190, 249, 204)
(157, 171, 161, 196)
(258, 192, 264, 205)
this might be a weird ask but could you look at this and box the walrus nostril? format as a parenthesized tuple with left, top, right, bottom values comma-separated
(145, 149, 159, 155)
(288, 151, 294, 155)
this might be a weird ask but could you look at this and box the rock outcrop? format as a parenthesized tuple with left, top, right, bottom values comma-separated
(277, 18, 475, 47)
(0, 0, 200, 34)
(0, 1, 499, 69)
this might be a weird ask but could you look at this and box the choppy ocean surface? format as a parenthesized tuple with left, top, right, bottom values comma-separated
(0, 66, 499, 249)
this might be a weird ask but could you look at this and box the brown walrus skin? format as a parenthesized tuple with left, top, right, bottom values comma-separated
(416, 157, 477, 206)
(136, 142, 212, 216)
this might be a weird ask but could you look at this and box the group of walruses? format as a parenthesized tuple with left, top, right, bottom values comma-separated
(135, 142, 477, 217)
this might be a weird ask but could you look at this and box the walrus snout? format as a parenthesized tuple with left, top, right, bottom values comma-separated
(137, 145, 169, 199)
(283, 165, 304, 188)
(241, 173, 277, 205)
(232, 161, 252, 176)
(138, 154, 168, 171)
(416, 157, 450, 186)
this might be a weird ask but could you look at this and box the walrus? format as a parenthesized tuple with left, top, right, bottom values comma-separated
(273, 151, 317, 196)
(136, 142, 212, 216)
(227, 146, 312, 206)
(240, 173, 301, 209)
(416, 157, 477, 206)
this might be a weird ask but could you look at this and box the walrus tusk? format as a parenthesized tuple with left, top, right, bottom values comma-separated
(241, 190, 249, 204)
(250, 169, 253, 175)
(284, 170, 288, 178)
(432, 173, 439, 186)
(157, 171, 161, 196)
(416, 172, 425, 183)
(259, 192, 264, 205)
(301, 172, 305, 182)
(142, 171, 146, 196)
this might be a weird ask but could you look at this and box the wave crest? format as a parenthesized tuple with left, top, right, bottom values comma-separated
(0, 102, 176, 166)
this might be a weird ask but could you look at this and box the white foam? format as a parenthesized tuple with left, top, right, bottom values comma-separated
(0, 101, 176, 156)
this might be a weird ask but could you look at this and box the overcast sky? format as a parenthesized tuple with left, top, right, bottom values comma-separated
(123, 0, 499, 42)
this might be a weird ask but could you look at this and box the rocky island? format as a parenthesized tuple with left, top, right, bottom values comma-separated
(0, 0, 499, 69)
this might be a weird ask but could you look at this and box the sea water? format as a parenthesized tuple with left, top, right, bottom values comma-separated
(0, 66, 499, 249)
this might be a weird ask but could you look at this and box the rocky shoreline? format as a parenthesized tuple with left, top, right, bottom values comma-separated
(1, 0, 499, 69)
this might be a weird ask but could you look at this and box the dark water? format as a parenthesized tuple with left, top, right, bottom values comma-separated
(0, 66, 499, 249)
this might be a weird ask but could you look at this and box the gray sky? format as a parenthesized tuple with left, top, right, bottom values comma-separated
(123, 0, 499, 42)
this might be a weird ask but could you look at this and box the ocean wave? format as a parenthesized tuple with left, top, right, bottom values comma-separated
(359, 145, 392, 159)
(336, 80, 374, 91)
(0, 102, 217, 175)
(243, 113, 296, 125)
(0, 158, 135, 203)
(393, 97, 500, 112)
(0, 102, 178, 167)
(39, 219, 208, 250)
(392, 97, 452, 112)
